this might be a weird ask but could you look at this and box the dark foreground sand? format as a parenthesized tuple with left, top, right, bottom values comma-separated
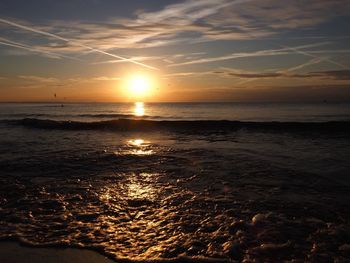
(0, 242, 232, 263)
(0, 242, 114, 263)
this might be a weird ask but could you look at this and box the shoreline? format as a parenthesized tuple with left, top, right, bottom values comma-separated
(0, 242, 232, 263)
(0, 242, 114, 263)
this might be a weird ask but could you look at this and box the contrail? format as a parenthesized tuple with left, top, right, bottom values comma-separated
(280, 44, 349, 70)
(230, 57, 325, 86)
(0, 18, 158, 70)
(169, 42, 333, 67)
(283, 57, 323, 73)
(0, 39, 81, 61)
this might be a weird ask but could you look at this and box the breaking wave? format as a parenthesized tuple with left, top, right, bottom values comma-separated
(0, 113, 156, 119)
(3, 118, 350, 133)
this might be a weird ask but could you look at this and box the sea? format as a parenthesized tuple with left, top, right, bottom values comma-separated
(0, 102, 350, 262)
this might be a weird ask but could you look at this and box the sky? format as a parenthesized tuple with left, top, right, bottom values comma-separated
(0, 0, 350, 102)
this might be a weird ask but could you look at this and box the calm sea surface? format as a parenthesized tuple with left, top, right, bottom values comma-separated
(0, 102, 349, 262)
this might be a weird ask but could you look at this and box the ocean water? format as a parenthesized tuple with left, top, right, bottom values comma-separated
(0, 102, 350, 262)
(1, 102, 350, 122)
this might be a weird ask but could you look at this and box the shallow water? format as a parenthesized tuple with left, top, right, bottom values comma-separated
(0, 103, 350, 262)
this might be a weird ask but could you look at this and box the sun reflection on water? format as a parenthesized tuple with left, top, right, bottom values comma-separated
(115, 138, 154, 156)
(127, 173, 156, 200)
(128, 139, 146, 146)
(127, 139, 153, 155)
(134, 102, 145, 117)
(99, 173, 158, 204)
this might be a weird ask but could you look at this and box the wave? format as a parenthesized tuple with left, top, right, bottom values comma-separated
(79, 113, 138, 118)
(3, 118, 350, 133)
(0, 113, 155, 119)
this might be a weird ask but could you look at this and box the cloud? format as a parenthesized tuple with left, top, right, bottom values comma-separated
(163, 71, 214, 78)
(19, 75, 59, 83)
(205, 0, 349, 30)
(213, 68, 350, 81)
(0, 0, 349, 88)
(228, 84, 350, 102)
(293, 70, 350, 80)
(169, 42, 341, 67)
(91, 76, 120, 81)
(92, 52, 208, 65)
(15, 75, 121, 89)
(164, 72, 198, 77)
(2, 0, 349, 55)
(161, 84, 350, 102)
(162, 53, 350, 84)
(11, 75, 61, 89)
(91, 56, 161, 65)
(163, 56, 337, 80)
(283, 58, 324, 72)
(0, 37, 77, 60)
(136, 0, 240, 25)
(0, 18, 158, 70)
(279, 44, 349, 69)
(227, 72, 283, 79)
(134, 0, 350, 44)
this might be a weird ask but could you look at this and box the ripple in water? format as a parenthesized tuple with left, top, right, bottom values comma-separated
(0, 134, 349, 262)
(115, 139, 155, 156)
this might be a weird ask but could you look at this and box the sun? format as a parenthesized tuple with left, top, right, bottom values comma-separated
(127, 75, 151, 98)
(121, 73, 157, 101)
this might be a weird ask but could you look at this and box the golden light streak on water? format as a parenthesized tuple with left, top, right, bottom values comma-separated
(134, 102, 145, 117)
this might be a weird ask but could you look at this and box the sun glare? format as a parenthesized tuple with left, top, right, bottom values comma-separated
(127, 75, 151, 98)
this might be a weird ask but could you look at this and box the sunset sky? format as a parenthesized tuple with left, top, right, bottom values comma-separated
(0, 0, 350, 102)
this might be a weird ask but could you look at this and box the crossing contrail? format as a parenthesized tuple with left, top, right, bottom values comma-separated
(0, 18, 158, 70)
(280, 44, 349, 69)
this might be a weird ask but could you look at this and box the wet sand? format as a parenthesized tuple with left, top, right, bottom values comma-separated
(0, 242, 114, 263)
(0, 242, 233, 263)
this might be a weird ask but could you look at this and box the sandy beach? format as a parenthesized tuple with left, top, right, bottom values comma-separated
(0, 242, 114, 263)
(0, 242, 235, 263)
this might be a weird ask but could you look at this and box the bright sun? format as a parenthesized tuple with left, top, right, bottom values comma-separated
(128, 75, 151, 97)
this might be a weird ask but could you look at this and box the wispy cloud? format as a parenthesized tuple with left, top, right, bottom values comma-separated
(163, 54, 325, 79)
(91, 56, 161, 65)
(5, 74, 122, 92)
(164, 57, 350, 83)
(232, 57, 328, 85)
(14, 75, 122, 89)
(213, 68, 350, 81)
(163, 71, 214, 78)
(169, 42, 339, 67)
(136, 0, 243, 25)
(163, 72, 198, 77)
(0, 37, 77, 60)
(1, 0, 349, 93)
(91, 52, 208, 65)
(12, 75, 62, 89)
(283, 58, 324, 72)
(2, 0, 349, 54)
(0, 18, 158, 70)
(292, 70, 350, 80)
(280, 44, 349, 69)
(91, 76, 120, 81)
(19, 75, 58, 83)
